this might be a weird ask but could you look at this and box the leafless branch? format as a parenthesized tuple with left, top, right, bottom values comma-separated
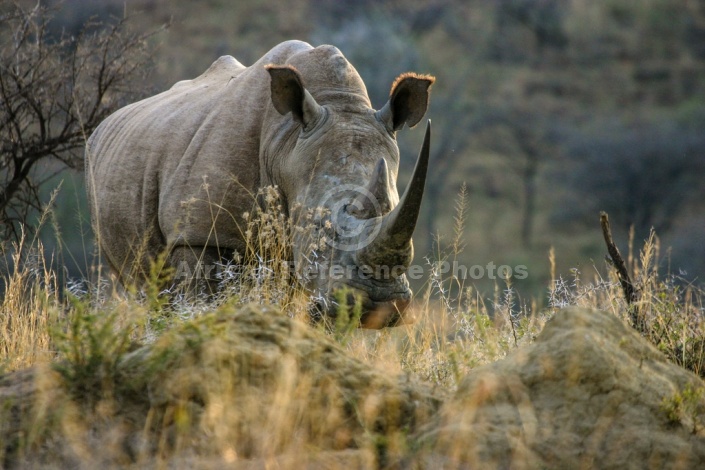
(0, 1, 167, 240)
(600, 211, 644, 333)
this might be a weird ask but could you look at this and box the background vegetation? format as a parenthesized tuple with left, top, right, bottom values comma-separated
(3, 0, 704, 299)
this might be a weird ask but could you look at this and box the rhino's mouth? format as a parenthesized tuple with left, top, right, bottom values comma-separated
(357, 291, 412, 328)
(311, 277, 412, 329)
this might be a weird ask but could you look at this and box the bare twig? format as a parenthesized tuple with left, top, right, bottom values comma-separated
(600, 211, 643, 331)
(600, 212, 636, 303)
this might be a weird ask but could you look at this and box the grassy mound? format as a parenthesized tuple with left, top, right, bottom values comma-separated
(3, 305, 705, 469)
(1, 302, 440, 468)
(420, 307, 705, 468)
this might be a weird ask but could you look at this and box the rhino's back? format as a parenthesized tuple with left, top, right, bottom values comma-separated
(86, 41, 313, 277)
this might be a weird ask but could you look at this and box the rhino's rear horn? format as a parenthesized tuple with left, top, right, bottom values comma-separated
(348, 158, 393, 219)
(358, 120, 431, 268)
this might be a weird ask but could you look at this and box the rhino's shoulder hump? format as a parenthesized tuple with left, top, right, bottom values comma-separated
(171, 55, 246, 90)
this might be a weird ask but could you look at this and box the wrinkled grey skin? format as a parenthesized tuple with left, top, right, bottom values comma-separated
(86, 40, 434, 328)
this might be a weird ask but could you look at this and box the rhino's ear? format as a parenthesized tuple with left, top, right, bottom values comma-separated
(377, 73, 435, 132)
(265, 64, 323, 131)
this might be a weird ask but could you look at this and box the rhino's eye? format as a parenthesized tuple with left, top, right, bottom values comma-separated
(300, 107, 330, 139)
(344, 203, 362, 217)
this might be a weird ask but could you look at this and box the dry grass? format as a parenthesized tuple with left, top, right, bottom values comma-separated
(0, 234, 58, 373)
(549, 229, 705, 376)
(1, 191, 704, 467)
(0, 193, 64, 373)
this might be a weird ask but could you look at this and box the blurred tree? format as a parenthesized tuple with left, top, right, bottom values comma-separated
(554, 117, 705, 240)
(492, 0, 568, 63)
(417, 0, 565, 249)
(472, 104, 559, 248)
(0, 1, 164, 241)
(418, 72, 476, 252)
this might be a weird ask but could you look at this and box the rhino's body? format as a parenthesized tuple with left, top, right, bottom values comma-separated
(86, 40, 433, 327)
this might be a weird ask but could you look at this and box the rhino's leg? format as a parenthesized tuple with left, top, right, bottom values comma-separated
(169, 245, 225, 296)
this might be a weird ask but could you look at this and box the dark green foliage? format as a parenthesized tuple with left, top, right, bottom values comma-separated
(50, 295, 137, 399)
(331, 287, 364, 346)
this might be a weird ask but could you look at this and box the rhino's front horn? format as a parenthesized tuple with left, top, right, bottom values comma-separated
(358, 120, 431, 269)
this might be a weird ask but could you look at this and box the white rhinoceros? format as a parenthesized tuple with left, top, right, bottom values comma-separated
(86, 40, 434, 328)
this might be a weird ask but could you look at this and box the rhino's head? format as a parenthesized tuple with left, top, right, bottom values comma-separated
(264, 61, 433, 328)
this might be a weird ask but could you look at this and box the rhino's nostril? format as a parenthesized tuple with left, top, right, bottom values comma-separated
(395, 296, 411, 312)
(345, 292, 359, 308)
(308, 300, 326, 324)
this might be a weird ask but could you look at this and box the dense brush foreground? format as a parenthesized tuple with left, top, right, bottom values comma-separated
(1, 215, 705, 468)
